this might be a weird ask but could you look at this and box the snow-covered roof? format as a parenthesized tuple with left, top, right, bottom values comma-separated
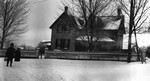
(97, 37, 115, 42)
(76, 36, 115, 42)
(104, 19, 121, 30)
(41, 40, 51, 43)
(50, 6, 123, 31)
(75, 16, 122, 30)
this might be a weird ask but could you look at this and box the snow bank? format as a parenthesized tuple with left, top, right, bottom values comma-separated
(0, 58, 150, 81)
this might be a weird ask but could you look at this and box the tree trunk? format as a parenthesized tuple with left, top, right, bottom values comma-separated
(88, 41, 93, 52)
(0, 37, 4, 49)
(127, 0, 134, 63)
(134, 30, 140, 61)
(127, 33, 132, 63)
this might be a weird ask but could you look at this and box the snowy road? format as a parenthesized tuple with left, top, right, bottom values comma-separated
(0, 58, 150, 81)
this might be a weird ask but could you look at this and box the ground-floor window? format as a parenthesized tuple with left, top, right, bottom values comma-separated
(55, 39, 70, 50)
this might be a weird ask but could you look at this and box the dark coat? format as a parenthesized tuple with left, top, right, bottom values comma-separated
(15, 49, 21, 61)
(6, 47, 15, 58)
(39, 47, 45, 54)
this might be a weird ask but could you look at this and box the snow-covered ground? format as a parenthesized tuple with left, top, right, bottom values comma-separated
(0, 58, 150, 81)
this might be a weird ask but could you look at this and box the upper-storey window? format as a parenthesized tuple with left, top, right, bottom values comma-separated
(57, 24, 70, 33)
(57, 24, 62, 33)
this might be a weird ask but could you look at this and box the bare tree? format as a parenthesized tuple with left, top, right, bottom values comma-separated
(115, 0, 150, 62)
(0, 0, 29, 49)
(62, 0, 112, 52)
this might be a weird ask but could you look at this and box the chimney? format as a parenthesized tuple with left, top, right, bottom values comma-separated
(64, 6, 68, 14)
(117, 7, 122, 16)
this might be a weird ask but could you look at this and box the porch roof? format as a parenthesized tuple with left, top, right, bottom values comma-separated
(76, 36, 115, 42)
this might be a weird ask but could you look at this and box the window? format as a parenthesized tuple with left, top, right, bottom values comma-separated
(57, 24, 70, 33)
(64, 39, 70, 49)
(62, 24, 66, 31)
(57, 24, 62, 33)
(55, 39, 61, 49)
(55, 39, 70, 50)
(65, 25, 70, 32)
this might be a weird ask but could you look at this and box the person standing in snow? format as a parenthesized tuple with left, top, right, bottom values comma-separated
(140, 46, 147, 64)
(15, 48, 21, 62)
(39, 47, 45, 59)
(6, 43, 15, 67)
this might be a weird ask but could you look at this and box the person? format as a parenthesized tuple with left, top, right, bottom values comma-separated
(15, 48, 21, 62)
(140, 46, 147, 64)
(39, 47, 45, 59)
(6, 43, 15, 67)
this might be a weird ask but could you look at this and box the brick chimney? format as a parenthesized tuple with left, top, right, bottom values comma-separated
(64, 6, 68, 14)
(117, 7, 122, 17)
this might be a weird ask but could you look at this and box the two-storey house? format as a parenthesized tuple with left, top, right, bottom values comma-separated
(49, 6, 125, 51)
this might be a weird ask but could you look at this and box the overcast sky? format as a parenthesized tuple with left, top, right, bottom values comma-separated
(18, 0, 62, 47)
(18, 0, 150, 47)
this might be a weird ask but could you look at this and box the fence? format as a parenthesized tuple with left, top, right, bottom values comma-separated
(0, 50, 6, 57)
(0, 50, 38, 58)
(0, 49, 139, 61)
(45, 51, 138, 61)
(21, 50, 38, 58)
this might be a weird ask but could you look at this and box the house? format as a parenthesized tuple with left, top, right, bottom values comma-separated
(49, 6, 125, 52)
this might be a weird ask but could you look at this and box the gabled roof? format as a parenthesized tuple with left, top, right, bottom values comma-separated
(49, 7, 125, 31)
(74, 16, 123, 30)
(49, 12, 77, 29)
(49, 12, 64, 29)
(103, 19, 121, 30)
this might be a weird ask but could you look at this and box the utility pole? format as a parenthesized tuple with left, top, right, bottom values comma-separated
(127, 0, 134, 63)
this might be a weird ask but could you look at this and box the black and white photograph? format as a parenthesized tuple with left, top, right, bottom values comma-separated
(0, 0, 150, 81)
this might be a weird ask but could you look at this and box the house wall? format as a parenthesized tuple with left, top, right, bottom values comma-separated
(50, 13, 125, 52)
(97, 42, 117, 51)
(51, 14, 76, 51)
(116, 16, 125, 51)
(102, 30, 118, 41)
(51, 24, 124, 52)
(116, 34, 124, 50)
(116, 27, 124, 51)
(74, 27, 124, 51)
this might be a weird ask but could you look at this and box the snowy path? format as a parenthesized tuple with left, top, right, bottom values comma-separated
(0, 58, 150, 81)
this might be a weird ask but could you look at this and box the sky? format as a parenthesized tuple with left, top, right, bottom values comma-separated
(18, 0, 62, 47)
(18, 0, 150, 47)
